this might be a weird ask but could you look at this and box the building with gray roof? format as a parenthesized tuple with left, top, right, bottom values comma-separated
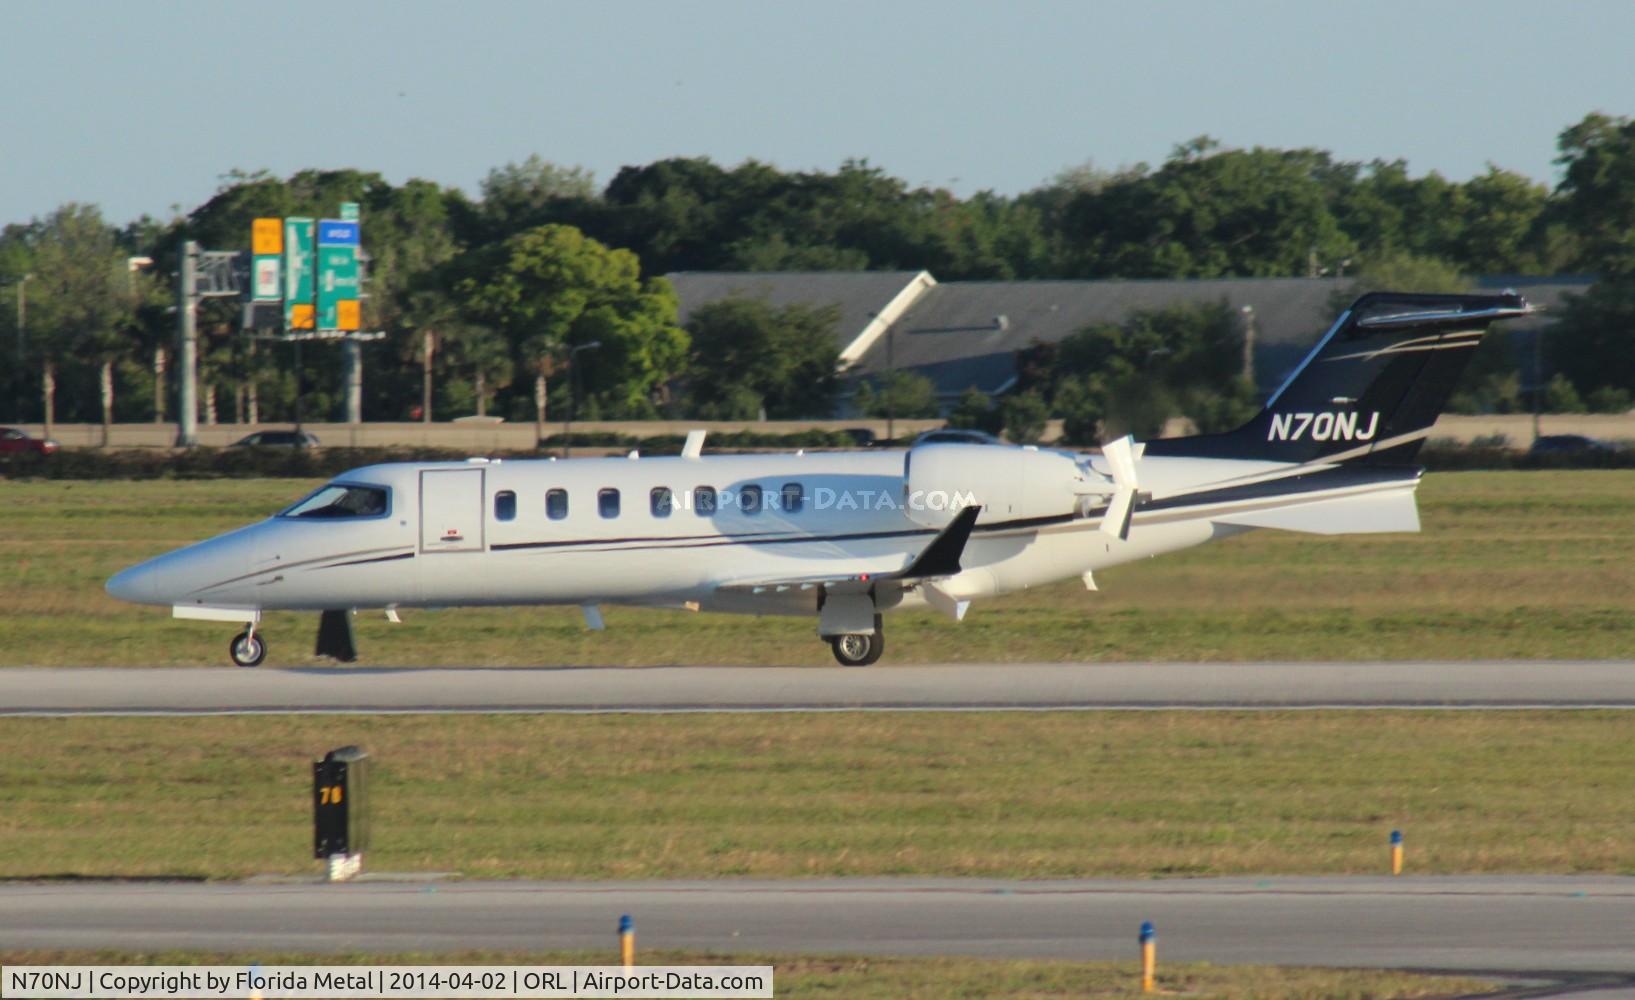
(665, 270, 935, 366)
(844, 277, 1354, 402)
(666, 270, 1597, 414)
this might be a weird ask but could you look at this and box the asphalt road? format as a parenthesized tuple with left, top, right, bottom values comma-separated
(3, 877, 1633, 979)
(2, 662, 1634, 715)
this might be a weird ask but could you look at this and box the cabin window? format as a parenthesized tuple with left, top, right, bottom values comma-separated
(740, 484, 763, 515)
(546, 488, 568, 520)
(650, 486, 673, 518)
(279, 483, 389, 519)
(694, 486, 716, 516)
(781, 482, 804, 513)
(599, 488, 621, 519)
(494, 490, 517, 521)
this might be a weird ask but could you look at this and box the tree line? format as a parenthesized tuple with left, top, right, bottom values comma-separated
(3, 111, 1635, 439)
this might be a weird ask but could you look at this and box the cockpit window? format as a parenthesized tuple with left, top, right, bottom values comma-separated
(279, 484, 390, 519)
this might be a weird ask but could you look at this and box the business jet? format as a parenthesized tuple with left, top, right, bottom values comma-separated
(107, 291, 1530, 667)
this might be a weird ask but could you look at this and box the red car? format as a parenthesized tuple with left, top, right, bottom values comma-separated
(0, 427, 59, 454)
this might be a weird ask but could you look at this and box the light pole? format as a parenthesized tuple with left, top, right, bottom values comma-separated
(126, 257, 158, 424)
(13, 273, 33, 423)
(562, 341, 601, 459)
(126, 256, 154, 289)
(1239, 304, 1256, 388)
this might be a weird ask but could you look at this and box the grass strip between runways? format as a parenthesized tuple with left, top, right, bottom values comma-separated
(1, 711, 1631, 879)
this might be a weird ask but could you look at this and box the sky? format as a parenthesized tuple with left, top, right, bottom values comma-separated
(2, 0, 1633, 227)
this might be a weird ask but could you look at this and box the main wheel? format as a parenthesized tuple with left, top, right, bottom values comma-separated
(829, 615, 885, 666)
(229, 630, 267, 668)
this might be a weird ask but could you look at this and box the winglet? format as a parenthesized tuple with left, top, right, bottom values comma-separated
(899, 504, 982, 579)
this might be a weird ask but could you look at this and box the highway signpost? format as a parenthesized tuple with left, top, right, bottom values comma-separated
(242, 206, 380, 427)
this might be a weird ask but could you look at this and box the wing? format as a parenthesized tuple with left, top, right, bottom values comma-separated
(712, 505, 983, 598)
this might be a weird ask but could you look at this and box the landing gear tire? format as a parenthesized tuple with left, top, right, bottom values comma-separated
(829, 615, 884, 666)
(229, 630, 267, 668)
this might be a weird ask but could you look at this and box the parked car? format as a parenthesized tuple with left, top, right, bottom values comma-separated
(0, 427, 59, 455)
(229, 430, 321, 449)
(911, 429, 1005, 447)
(1528, 434, 1613, 456)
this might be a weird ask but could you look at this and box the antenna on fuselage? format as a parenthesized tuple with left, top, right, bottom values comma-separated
(682, 430, 707, 460)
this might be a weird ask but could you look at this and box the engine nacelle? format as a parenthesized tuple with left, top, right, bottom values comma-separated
(902, 443, 1102, 528)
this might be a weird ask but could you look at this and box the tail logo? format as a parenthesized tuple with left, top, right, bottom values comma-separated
(1267, 411, 1380, 443)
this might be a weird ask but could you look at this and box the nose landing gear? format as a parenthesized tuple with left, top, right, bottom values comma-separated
(224, 610, 357, 667)
(229, 627, 267, 667)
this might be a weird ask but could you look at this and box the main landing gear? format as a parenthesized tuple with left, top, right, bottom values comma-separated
(828, 614, 885, 666)
(229, 628, 267, 667)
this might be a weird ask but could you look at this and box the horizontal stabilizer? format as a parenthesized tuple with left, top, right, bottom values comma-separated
(1099, 435, 1141, 540)
(1101, 488, 1137, 540)
(1211, 488, 1420, 535)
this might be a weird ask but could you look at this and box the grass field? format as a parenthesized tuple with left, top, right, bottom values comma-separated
(0, 951, 1499, 1000)
(2, 470, 1633, 666)
(2, 712, 1630, 880)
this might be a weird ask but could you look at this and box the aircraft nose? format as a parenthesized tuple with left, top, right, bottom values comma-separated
(105, 561, 160, 605)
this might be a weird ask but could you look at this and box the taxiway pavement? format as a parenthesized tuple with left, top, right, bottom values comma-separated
(2, 662, 1633, 715)
(2, 877, 1632, 977)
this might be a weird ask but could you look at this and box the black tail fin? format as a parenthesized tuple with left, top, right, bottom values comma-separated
(1144, 290, 1531, 465)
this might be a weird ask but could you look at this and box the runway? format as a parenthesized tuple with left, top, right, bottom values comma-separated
(2, 662, 1634, 715)
(3, 877, 1633, 979)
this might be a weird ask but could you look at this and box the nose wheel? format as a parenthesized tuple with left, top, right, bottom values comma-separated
(828, 615, 884, 666)
(229, 629, 267, 668)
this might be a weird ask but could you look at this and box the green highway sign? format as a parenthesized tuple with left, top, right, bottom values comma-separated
(283, 217, 315, 329)
(340, 201, 360, 222)
(316, 219, 361, 331)
(316, 245, 360, 329)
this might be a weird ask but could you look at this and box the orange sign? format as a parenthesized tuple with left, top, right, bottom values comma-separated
(252, 218, 283, 256)
(336, 300, 361, 331)
(288, 303, 315, 330)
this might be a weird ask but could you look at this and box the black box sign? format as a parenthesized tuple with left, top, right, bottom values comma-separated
(313, 745, 370, 859)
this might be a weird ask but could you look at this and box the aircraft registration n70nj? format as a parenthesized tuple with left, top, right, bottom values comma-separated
(107, 291, 1530, 667)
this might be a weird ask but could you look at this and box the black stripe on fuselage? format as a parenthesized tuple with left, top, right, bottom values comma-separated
(314, 551, 417, 570)
(487, 512, 1090, 557)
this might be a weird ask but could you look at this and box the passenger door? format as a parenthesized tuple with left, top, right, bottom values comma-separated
(420, 469, 485, 553)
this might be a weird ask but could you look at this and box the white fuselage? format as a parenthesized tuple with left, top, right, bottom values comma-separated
(107, 445, 1421, 622)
